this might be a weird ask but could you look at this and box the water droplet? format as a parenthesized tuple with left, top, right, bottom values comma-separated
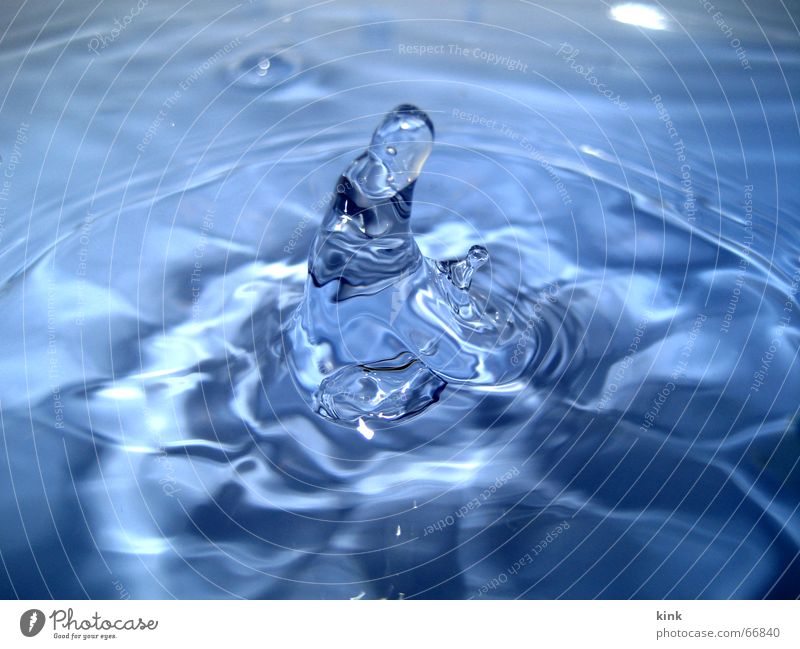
(385, 145, 397, 156)
(437, 245, 489, 291)
(468, 245, 489, 268)
(228, 51, 300, 89)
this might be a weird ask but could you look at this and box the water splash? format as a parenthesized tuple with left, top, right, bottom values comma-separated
(284, 105, 537, 425)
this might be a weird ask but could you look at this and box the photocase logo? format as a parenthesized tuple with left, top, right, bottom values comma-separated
(389, 269, 412, 325)
(20, 609, 45, 637)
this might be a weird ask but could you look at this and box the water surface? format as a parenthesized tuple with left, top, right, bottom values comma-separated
(0, 0, 799, 598)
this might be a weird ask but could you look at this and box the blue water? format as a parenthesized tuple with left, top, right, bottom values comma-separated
(1, 0, 799, 599)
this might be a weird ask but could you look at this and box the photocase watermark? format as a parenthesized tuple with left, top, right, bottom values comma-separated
(87, 0, 149, 55)
(111, 577, 131, 600)
(720, 184, 754, 334)
(0, 122, 30, 248)
(475, 520, 571, 597)
(389, 267, 412, 325)
(47, 276, 65, 430)
(556, 43, 629, 110)
(422, 466, 520, 537)
(638, 312, 707, 435)
(596, 310, 653, 412)
(20, 606, 158, 639)
(510, 281, 559, 366)
(137, 37, 241, 153)
(284, 179, 354, 255)
(140, 403, 182, 498)
(750, 257, 799, 393)
(398, 43, 528, 73)
(651, 94, 696, 223)
(20, 609, 45, 637)
(74, 213, 94, 327)
(189, 206, 215, 321)
(46, 608, 158, 640)
(452, 108, 573, 206)
(284, 215, 311, 255)
(698, 0, 752, 71)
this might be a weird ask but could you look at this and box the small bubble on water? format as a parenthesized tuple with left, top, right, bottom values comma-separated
(229, 51, 300, 89)
(467, 245, 489, 269)
(385, 145, 397, 156)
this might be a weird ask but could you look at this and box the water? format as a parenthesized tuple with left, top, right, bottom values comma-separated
(0, 0, 798, 599)
(287, 104, 537, 425)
